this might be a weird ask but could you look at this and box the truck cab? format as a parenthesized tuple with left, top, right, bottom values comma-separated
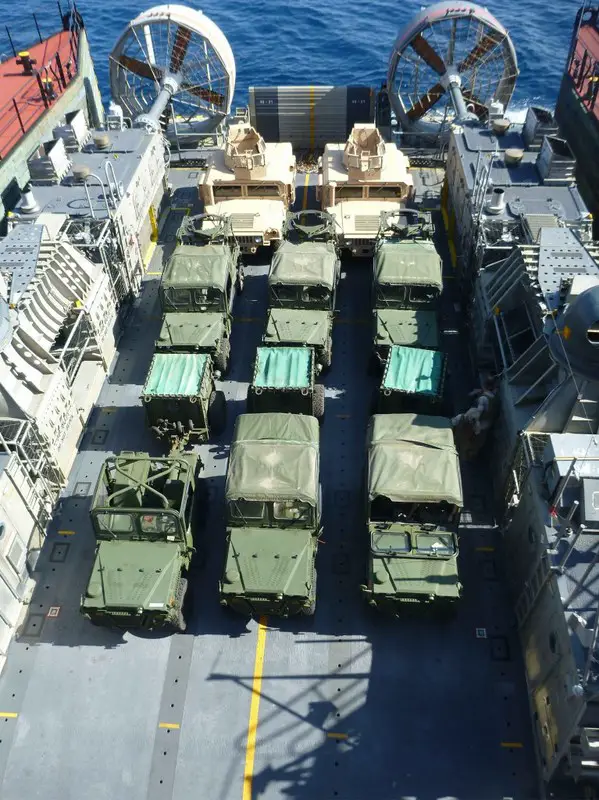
(361, 414, 463, 615)
(81, 452, 200, 631)
(220, 413, 321, 617)
(263, 210, 340, 372)
(198, 123, 296, 253)
(318, 123, 414, 256)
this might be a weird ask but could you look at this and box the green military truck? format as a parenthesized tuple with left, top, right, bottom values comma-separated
(360, 414, 463, 615)
(141, 352, 226, 449)
(220, 413, 321, 616)
(246, 346, 325, 420)
(263, 210, 340, 372)
(158, 214, 243, 377)
(374, 344, 447, 415)
(81, 451, 200, 631)
(371, 210, 442, 370)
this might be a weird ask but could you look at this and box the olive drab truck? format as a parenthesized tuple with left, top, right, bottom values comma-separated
(81, 452, 200, 632)
(371, 210, 442, 370)
(317, 123, 414, 257)
(197, 123, 296, 253)
(263, 210, 341, 373)
(360, 414, 464, 614)
(219, 413, 321, 617)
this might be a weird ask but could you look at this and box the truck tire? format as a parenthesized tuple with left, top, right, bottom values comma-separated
(214, 338, 230, 376)
(208, 390, 227, 436)
(320, 336, 332, 373)
(312, 384, 325, 421)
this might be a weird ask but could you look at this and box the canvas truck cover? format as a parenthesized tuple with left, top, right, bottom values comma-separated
(226, 413, 319, 505)
(157, 312, 224, 350)
(142, 353, 209, 397)
(269, 241, 338, 290)
(375, 309, 439, 349)
(162, 244, 229, 289)
(382, 345, 443, 395)
(374, 241, 442, 289)
(367, 413, 462, 505)
(254, 347, 311, 389)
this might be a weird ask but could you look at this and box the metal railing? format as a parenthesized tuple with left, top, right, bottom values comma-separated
(0, 4, 83, 161)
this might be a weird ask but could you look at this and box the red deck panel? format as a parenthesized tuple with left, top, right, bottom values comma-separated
(0, 29, 78, 161)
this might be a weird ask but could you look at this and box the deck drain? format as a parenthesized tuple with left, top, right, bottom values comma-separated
(91, 430, 108, 446)
(50, 542, 70, 563)
(334, 490, 350, 507)
(332, 552, 350, 574)
(490, 636, 510, 661)
(23, 614, 44, 637)
(73, 481, 91, 497)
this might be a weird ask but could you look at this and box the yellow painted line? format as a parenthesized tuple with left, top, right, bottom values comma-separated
(242, 615, 268, 800)
(59, 530, 76, 537)
(326, 732, 348, 740)
(144, 240, 157, 270)
(158, 722, 180, 730)
(336, 414, 351, 419)
(301, 172, 310, 211)
(501, 741, 523, 748)
(146, 271, 162, 276)
(309, 85, 315, 150)
(148, 206, 158, 242)
(99, 407, 116, 414)
(0, 712, 18, 719)
(476, 546, 495, 552)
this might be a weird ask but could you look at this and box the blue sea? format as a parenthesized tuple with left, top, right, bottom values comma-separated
(2, 0, 585, 114)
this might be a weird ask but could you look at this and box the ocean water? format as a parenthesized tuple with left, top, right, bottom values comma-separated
(2, 0, 585, 114)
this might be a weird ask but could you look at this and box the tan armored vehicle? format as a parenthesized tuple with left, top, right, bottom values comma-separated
(198, 123, 296, 253)
(317, 123, 414, 256)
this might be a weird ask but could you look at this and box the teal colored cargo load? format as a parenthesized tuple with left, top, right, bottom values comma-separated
(254, 347, 311, 389)
(143, 353, 209, 397)
(382, 345, 444, 396)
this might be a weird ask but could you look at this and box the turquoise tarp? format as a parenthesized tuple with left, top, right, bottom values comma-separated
(254, 347, 311, 388)
(382, 345, 443, 395)
(143, 353, 208, 397)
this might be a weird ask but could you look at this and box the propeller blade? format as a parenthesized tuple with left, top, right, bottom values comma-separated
(406, 82, 446, 121)
(116, 53, 163, 83)
(171, 26, 192, 73)
(410, 33, 446, 76)
(183, 84, 225, 106)
(461, 89, 488, 118)
(458, 32, 503, 73)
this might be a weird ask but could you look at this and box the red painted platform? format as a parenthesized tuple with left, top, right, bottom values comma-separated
(567, 14, 599, 123)
(0, 28, 78, 161)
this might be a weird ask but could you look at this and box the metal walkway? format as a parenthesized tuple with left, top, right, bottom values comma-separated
(0, 168, 539, 800)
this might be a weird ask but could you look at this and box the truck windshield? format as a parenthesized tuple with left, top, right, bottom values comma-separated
(300, 285, 330, 308)
(270, 285, 297, 306)
(273, 500, 312, 527)
(193, 287, 224, 311)
(229, 500, 266, 524)
(408, 285, 439, 305)
(370, 498, 457, 526)
(163, 288, 192, 310)
(416, 533, 456, 555)
(94, 512, 134, 535)
(140, 513, 178, 536)
(371, 531, 410, 554)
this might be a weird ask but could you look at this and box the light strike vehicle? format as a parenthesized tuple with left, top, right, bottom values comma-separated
(81, 452, 200, 631)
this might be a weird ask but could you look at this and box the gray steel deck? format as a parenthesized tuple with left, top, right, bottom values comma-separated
(0, 168, 539, 800)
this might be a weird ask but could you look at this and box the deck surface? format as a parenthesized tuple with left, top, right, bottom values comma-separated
(0, 168, 540, 800)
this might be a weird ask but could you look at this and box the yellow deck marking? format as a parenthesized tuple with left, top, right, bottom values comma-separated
(148, 206, 158, 242)
(146, 271, 162, 276)
(58, 530, 76, 537)
(301, 173, 310, 210)
(500, 741, 523, 748)
(99, 407, 116, 415)
(326, 732, 348, 740)
(158, 722, 180, 730)
(144, 240, 157, 270)
(475, 546, 495, 552)
(0, 712, 18, 719)
(335, 414, 351, 419)
(242, 615, 268, 800)
(235, 317, 261, 323)
(309, 86, 315, 150)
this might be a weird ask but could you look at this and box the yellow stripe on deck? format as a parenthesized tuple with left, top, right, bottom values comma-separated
(326, 732, 348, 740)
(0, 712, 18, 719)
(158, 722, 180, 730)
(242, 615, 268, 800)
(302, 173, 310, 210)
(500, 741, 523, 748)
(309, 85, 315, 150)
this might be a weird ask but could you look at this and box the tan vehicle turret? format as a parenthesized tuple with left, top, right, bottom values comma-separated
(317, 123, 414, 257)
(198, 123, 296, 253)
